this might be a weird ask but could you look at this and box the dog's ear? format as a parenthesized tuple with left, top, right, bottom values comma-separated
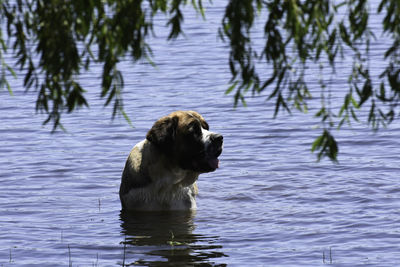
(146, 116, 178, 152)
(187, 111, 209, 130)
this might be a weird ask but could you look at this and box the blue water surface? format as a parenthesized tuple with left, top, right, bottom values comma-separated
(1, 1, 400, 266)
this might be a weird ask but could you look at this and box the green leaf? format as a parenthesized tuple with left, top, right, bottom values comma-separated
(315, 107, 326, 118)
(225, 81, 238, 95)
(121, 109, 133, 128)
(350, 108, 359, 122)
(311, 134, 324, 152)
(311, 129, 338, 162)
(350, 95, 359, 108)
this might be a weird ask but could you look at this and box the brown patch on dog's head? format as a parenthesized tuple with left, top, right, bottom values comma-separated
(146, 111, 223, 173)
(146, 115, 179, 153)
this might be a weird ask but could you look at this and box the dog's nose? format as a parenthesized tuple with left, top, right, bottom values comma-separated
(211, 134, 223, 146)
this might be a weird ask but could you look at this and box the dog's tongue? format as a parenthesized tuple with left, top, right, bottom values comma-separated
(208, 158, 219, 169)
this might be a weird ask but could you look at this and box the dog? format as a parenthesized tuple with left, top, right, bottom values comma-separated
(119, 111, 223, 211)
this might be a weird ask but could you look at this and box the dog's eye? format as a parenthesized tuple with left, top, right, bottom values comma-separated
(188, 122, 201, 134)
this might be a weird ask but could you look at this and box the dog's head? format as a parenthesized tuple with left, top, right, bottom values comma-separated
(146, 111, 223, 173)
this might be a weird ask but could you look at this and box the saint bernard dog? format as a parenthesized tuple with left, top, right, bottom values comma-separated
(119, 111, 223, 211)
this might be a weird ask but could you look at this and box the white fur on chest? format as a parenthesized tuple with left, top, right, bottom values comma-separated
(121, 139, 199, 211)
(122, 182, 197, 211)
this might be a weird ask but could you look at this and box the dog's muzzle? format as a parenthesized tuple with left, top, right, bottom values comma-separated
(205, 133, 223, 170)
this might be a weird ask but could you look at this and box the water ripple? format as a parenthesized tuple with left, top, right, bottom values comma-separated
(2, 1, 400, 266)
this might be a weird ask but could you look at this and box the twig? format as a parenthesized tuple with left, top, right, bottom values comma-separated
(323, 247, 333, 264)
(68, 244, 72, 267)
(122, 236, 127, 267)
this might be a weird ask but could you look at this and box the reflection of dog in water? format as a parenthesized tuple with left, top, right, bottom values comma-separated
(120, 211, 196, 246)
(119, 111, 223, 211)
(120, 211, 227, 265)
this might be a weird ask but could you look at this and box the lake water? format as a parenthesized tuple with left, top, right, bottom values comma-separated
(1, 1, 400, 266)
